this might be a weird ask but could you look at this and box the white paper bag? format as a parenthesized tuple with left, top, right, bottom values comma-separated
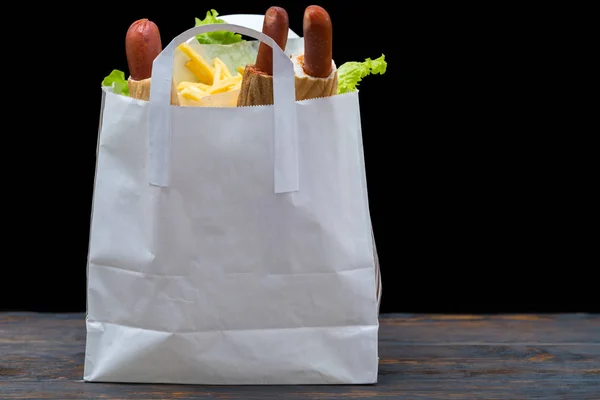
(84, 20, 381, 385)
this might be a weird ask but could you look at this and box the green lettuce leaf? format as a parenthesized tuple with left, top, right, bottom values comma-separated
(101, 69, 129, 96)
(337, 54, 387, 94)
(195, 10, 244, 45)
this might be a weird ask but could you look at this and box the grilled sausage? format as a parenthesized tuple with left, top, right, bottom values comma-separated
(125, 19, 162, 80)
(302, 6, 333, 78)
(254, 7, 289, 75)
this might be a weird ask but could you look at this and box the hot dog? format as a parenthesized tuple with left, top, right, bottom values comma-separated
(292, 6, 338, 101)
(237, 6, 289, 107)
(125, 19, 178, 104)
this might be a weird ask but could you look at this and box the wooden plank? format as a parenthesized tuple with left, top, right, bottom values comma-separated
(1, 313, 598, 399)
(2, 343, 598, 383)
(378, 314, 600, 344)
(3, 313, 599, 345)
(1, 377, 599, 399)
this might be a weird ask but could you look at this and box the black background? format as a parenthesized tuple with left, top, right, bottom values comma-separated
(0, 2, 594, 314)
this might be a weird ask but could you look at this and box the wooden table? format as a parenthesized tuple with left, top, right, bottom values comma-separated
(1, 313, 598, 399)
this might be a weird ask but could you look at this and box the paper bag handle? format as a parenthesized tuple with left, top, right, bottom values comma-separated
(148, 23, 299, 194)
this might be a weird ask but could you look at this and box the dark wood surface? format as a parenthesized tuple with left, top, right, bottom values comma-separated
(1, 313, 599, 399)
